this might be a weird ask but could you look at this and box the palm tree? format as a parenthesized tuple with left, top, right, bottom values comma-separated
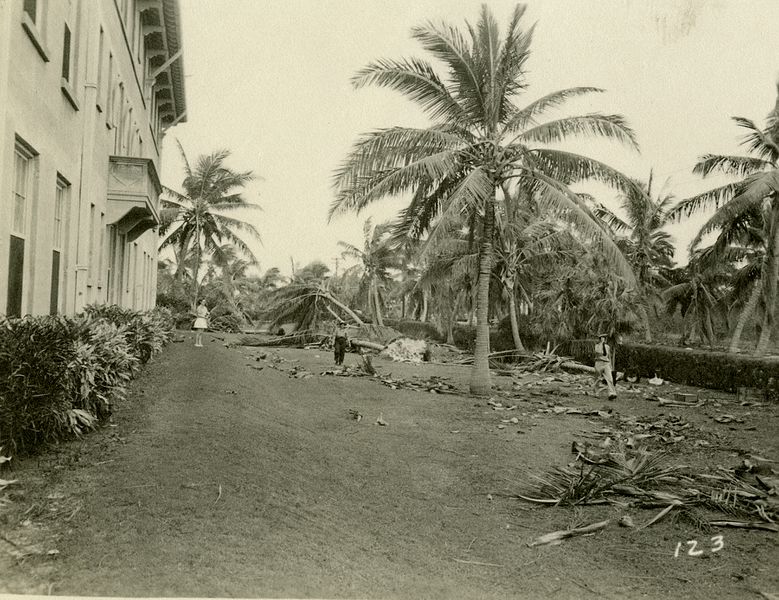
(670, 84, 779, 353)
(159, 143, 262, 306)
(265, 261, 364, 332)
(593, 171, 676, 341)
(331, 5, 638, 394)
(663, 250, 731, 347)
(338, 219, 397, 326)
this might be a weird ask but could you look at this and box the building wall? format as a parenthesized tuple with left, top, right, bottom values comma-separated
(0, 0, 185, 318)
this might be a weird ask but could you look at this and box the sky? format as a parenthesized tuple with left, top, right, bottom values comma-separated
(160, 0, 779, 277)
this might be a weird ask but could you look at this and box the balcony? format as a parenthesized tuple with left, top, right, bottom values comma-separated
(106, 156, 162, 241)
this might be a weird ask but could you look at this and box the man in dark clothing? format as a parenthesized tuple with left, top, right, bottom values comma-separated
(333, 321, 349, 366)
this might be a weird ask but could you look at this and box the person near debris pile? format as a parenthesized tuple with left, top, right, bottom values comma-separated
(594, 332, 617, 400)
(333, 320, 349, 366)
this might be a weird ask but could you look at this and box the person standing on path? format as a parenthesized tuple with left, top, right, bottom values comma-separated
(192, 300, 210, 347)
(594, 333, 617, 400)
(332, 320, 349, 366)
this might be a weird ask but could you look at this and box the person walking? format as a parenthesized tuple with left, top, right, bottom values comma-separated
(192, 300, 210, 347)
(332, 320, 349, 366)
(594, 332, 617, 400)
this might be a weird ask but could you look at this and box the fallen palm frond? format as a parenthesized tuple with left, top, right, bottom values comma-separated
(515, 443, 779, 531)
(528, 519, 610, 547)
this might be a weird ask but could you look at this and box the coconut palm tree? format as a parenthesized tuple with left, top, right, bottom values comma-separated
(670, 84, 779, 353)
(338, 219, 397, 326)
(265, 261, 364, 332)
(331, 5, 638, 394)
(593, 171, 676, 341)
(663, 250, 731, 347)
(159, 143, 262, 306)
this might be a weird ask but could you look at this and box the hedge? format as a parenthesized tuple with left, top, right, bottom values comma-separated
(0, 306, 173, 458)
(559, 339, 779, 396)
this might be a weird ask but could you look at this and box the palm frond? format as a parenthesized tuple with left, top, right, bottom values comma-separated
(502, 87, 604, 134)
(667, 183, 741, 221)
(518, 114, 639, 150)
(410, 21, 485, 125)
(693, 154, 774, 178)
(352, 57, 468, 122)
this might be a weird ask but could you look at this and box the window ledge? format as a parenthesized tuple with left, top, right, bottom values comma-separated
(22, 13, 50, 62)
(61, 78, 80, 111)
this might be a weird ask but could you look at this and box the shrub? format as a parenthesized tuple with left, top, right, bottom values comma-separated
(0, 305, 173, 459)
(0, 315, 82, 456)
(558, 338, 779, 396)
(70, 317, 138, 420)
(615, 343, 779, 395)
(84, 304, 172, 363)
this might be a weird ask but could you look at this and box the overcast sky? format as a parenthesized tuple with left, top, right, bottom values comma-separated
(161, 0, 779, 277)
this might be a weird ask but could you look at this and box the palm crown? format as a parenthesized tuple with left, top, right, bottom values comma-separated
(160, 143, 261, 304)
(331, 4, 640, 393)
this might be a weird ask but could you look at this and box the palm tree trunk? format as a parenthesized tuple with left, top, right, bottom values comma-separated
(322, 291, 365, 326)
(729, 281, 761, 352)
(192, 214, 201, 307)
(373, 279, 384, 327)
(640, 305, 653, 343)
(420, 289, 429, 322)
(470, 197, 495, 395)
(755, 202, 779, 354)
(507, 288, 525, 352)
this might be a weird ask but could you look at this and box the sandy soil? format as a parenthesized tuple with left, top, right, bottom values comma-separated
(0, 333, 777, 599)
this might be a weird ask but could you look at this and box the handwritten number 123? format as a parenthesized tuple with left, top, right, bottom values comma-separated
(674, 536, 725, 557)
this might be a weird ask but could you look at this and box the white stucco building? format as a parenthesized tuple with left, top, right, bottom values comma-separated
(0, 0, 186, 316)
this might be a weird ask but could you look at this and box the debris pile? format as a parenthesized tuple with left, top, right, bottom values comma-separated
(516, 443, 779, 533)
(380, 338, 430, 363)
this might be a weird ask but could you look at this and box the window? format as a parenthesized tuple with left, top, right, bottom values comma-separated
(53, 178, 67, 249)
(23, 0, 37, 24)
(51, 177, 70, 314)
(7, 140, 38, 317)
(98, 212, 105, 289)
(88, 203, 95, 282)
(22, 0, 49, 61)
(106, 54, 114, 125)
(12, 150, 31, 234)
(96, 28, 105, 109)
(60, 21, 79, 109)
(61, 24, 71, 80)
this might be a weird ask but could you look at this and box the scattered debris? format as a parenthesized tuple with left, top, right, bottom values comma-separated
(648, 375, 664, 386)
(348, 409, 363, 422)
(516, 442, 779, 532)
(376, 413, 387, 427)
(618, 515, 635, 528)
(528, 519, 610, 547)
(380, 338, 430, 363)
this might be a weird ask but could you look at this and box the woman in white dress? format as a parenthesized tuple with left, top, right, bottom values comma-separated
(193, 300, 209, 347)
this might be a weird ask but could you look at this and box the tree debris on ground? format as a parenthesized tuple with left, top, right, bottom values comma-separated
(380, 338, 430, 363)
(528, 519, 610, 547)
(515, 442, 779, 533)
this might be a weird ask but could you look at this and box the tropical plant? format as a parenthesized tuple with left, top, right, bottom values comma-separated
(331, 4, 638, 394)
(593, 171, 676, 341)
(264, 261, 364, 332)
(339, 219, 397, 326)
(159, 143, 261, 305)
(669, 84, 779, 353)
(663, 251, 731, 347)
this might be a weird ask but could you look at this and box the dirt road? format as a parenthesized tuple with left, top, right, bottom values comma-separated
(1, 335, 777, 598)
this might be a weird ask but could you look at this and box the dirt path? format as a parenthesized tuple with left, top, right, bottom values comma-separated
(1, 334, 777, 598)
